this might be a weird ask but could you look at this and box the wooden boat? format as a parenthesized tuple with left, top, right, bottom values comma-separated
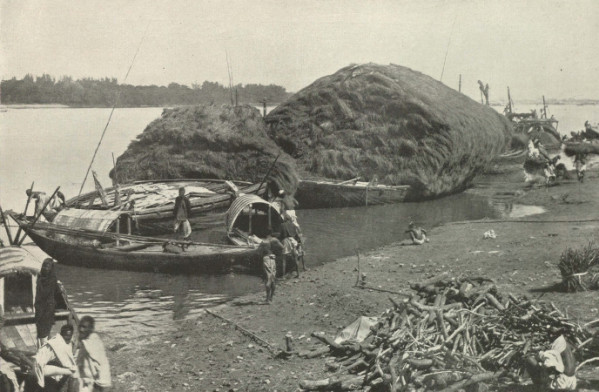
(295, 178, 411, 209)
(0, 246, 78, 383)
(64, 178, 267, 235)
(8, 209, 264, 274)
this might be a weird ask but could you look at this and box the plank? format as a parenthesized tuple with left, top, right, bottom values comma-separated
(15, 324, 36, 348)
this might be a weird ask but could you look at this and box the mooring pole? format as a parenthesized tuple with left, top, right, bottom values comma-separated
(14, 181, 35, 243)
(0, 204, 14, 245)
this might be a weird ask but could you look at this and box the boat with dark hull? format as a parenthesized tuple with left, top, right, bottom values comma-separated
(295, 178, 411, 209)
(8, 209, 264, 274)
(0, 246, 78, 384)
(64, 178, 267, 235)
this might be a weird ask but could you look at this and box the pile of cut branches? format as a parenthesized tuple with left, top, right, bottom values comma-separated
(299, 275, 596, 392)
(558, 242, 599, 292)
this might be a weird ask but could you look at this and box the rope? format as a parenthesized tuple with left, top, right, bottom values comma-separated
(439, 12, 458, 82)
(77, 24, 149, 198)
(448, 218, 599, 225)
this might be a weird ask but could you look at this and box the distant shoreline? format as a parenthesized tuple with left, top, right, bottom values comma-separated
(0, 103, 282, 110)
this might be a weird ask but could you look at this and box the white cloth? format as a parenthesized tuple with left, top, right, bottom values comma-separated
(34, 334, 78, 387)
(539, 335, 577, 390)
(79, 332, 112, 389)
(282, 237, 298, 255)
(0, 357, 20, 391)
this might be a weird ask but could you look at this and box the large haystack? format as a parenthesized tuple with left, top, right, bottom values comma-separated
(265, 63, 512, 199)
(111, 105, 299, 194)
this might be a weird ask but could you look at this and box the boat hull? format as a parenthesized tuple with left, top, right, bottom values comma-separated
(295, 180, 410, 209)
(23, 227, 262, 274)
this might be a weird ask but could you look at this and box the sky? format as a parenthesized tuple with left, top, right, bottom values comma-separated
(1, 0, 598, 101)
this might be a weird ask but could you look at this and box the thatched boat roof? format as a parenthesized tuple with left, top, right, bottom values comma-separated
(265, 63, 512, 199)
(111, 105, 299, 195)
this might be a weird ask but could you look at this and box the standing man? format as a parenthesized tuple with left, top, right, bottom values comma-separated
(278, 211, 302, 278)
(78, 316, 112, 392)
(35, 258, 60, 347)
(574, 153, 587, 183)
(261, 242, 277, 303)
(173, 187, 192, 239)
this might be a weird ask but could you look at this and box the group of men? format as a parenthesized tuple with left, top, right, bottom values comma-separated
(31, 316, 111, 392)
(0, 313, 110, 392)
(260, 189, 305, 304)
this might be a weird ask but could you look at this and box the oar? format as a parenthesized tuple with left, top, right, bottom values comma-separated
(256, 153, 281, 195)
(0, 204, 14, 245)
(13, 181, 34, 244)
(17, 186, 60, 246)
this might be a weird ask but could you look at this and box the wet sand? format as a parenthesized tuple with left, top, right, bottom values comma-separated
(106, 167, 599, 392)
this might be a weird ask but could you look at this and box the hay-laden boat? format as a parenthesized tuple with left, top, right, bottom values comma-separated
(8, 208, 271, 274)
(294, 178, 411, 209)
(265, 63, 511, 201)
(0, 246, 78, 382)
(64, 178, 266, 235)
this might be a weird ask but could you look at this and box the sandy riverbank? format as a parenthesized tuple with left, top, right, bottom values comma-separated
(106, 167, 599, 392)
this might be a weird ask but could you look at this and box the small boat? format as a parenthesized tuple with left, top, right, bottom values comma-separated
(295, 178, 411, 209)
(0, 246, 78, 380)
(64, 178, 267, 235)
(8, 208, 266, 274)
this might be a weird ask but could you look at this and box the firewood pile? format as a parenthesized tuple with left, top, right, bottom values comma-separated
(299, 275, 596, 392)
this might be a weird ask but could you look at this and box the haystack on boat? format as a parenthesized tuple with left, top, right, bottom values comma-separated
(296, 178, 410, 209)
(65, 178, 266, 234)
(111, 104, 299, 197)
(0, 246, 78, 378)
(8, 208, 271, 274)
(266, 63, 511, 202)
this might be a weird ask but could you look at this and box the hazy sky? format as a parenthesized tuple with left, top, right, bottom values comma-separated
(1, 0, 597, 101)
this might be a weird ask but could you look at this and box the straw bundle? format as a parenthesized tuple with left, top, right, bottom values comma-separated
(266, 63, 512, 199)
(558, 242, 599, 292)
(111, 105, 299, 195)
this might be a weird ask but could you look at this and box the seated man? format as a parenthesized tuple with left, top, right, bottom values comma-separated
(406, 222, 429, 245)
(78, 316, 111, 392)
(33, 324, 79, 391)
(524, 335, 576, 391)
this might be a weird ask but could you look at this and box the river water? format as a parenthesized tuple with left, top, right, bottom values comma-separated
(0, 105, 596, 338)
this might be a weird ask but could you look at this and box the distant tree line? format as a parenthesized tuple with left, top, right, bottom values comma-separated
(0, 74, 291, 107)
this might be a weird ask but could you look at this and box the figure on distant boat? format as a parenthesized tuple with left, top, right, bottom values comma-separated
(477, 80, 490, 105)
(406, 222, 429, 245)
(173, 187, 192, 239)
(26, 190, 66, 221)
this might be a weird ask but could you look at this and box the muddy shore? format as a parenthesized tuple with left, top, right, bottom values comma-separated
(106, 167, 599, 392)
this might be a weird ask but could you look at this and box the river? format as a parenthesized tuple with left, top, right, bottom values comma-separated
(0, 105, 596, 338)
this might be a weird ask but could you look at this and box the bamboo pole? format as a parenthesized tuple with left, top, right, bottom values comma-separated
(13, 181, 34, 244)
(0, 204, 14, 245)
(204, 308, 279, 355)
